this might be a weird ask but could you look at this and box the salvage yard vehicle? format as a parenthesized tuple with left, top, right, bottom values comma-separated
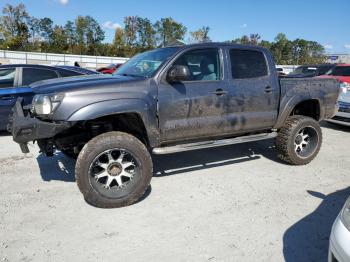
(327, 82, 350, 127)
(286, 64, 335, 78)
(0, 64, 99, 131)
(329, 196, 350, 262)
(10, 43, 340, 208)
(318, 64, 350, 126)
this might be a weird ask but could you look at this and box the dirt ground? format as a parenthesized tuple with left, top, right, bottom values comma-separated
(0, 122, 349, 262)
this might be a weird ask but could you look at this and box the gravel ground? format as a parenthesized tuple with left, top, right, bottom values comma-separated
(0, 122, 349, 262)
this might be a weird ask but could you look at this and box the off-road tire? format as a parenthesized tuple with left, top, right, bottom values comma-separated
(276, 116, 322, 165)
(75, 131, 153, 208)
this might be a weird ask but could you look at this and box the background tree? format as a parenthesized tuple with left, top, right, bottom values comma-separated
(85, 16, 105, 55)
(112, 27, 126, 57)
(50, 25, 68, 53)
(27, 16, 40, 49)
(124, 16, 138, 46)
(190, 26, 210, 43)
(154, 17, 187, 46)
(0, 3, 29, 50)
(0, 3, 327, 63)
(64, 20, 76, 53)
(136, 17, 155, 49)
(39, 17, 53, 52)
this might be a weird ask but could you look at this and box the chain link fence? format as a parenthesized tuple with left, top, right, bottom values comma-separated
(0, 50, 129, 69)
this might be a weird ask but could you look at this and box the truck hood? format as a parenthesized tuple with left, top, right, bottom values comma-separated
(31, 74, 146, 94)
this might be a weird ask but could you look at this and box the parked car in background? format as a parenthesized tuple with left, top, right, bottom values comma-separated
(55, 65, 100, 75)
(329, 196, 350, 262)
(323, 64, 350, 84)
(318, 64, 350, 126)
(276, 67, 287, 77)
(97, 63, 123, 74)
(0, 64, 95, 131)
(326, 82, 350, 126)
(286, 64, 336, 78)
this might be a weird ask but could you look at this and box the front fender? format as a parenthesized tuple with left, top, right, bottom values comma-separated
(67, 98, 159, 147)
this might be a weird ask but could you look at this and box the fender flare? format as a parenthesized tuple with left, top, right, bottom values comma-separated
(67, 98, 159, 146)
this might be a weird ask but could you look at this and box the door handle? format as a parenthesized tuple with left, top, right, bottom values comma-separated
(213, 89, 228, 96)
(264, 86, 272, 93)
(0, 95, 15, 100)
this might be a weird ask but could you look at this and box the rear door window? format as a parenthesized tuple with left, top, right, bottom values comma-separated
(58, 69, 81, 77)
(229, 49, 268, 79)
(331, 66, 350, 76)
(22, 68, 59, 85)
(0, 68, 16, 88)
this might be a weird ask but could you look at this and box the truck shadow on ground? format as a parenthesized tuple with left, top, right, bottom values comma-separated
(321, 121, 350, 132)
(37, 152, 76, 182)
(153, 138, 283, 177)
(0, 131, 10, 137)
(36, 139, 282, 183)
(283, 186, 350, 262)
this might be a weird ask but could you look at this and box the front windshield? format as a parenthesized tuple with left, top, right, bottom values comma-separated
(115, 47, 180, 78)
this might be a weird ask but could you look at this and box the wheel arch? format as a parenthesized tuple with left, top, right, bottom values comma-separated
(67, 99, 159, 147)
(274, 97, 324, 129)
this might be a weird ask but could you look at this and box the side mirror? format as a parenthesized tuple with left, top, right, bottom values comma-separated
(167, 65, 191, 82)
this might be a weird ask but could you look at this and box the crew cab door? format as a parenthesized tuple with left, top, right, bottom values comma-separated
(157, 47, 229, 143)
(226, 48, 279, 131)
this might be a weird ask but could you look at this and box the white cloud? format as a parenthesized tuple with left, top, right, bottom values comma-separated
(240, 23, 248, 28)
(323, 44, 333, 49)
(103, 21, 121, 30)
(58, 0, 69, 5)
(345, 44, 350, 49)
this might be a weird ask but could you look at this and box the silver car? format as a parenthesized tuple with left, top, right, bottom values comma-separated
(328, 197, 350, 262)
(327, 82, 350, 126)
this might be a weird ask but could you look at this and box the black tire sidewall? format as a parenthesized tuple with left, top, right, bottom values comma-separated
(75, 132, 152, 208)
(277, 116, 322, 165)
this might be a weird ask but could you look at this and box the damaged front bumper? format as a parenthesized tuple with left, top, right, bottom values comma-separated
(10, 98, 70, 153)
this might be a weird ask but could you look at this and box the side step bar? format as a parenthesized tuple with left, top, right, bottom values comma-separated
(152, 132, 277, 155)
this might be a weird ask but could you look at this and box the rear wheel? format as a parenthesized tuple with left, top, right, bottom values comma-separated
(75, 131, 152, 208)
(276, 116, 322, 165)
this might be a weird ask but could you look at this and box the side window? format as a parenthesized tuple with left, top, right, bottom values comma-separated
(22, 68, 58, 85)
(174, 48, 221, 81)
(230, 49, 268, 79)
(58, 70, 81, 77)
(0, 68, 16, 88)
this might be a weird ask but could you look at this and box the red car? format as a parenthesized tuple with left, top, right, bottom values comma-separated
(97, 63, 123, 74)
(317, 64, 350, 84)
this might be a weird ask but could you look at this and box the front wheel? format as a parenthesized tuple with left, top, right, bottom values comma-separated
(276, 116, 322, 165)
(75, 131, 153, 208)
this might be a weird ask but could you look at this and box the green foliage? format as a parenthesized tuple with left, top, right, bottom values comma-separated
(0, 3, 29, 50)
(154, 17, 187, 46)
(0, 3, 326, 64)
(190, 26, 211, 43)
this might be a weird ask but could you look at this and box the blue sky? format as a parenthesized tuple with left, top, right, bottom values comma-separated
(2, 0, 350, 53)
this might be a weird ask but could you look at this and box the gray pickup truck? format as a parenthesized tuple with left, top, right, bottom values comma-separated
(10, 43, 340, 208)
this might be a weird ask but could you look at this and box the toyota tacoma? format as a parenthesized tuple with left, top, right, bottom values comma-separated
(10, 43, 340, 208)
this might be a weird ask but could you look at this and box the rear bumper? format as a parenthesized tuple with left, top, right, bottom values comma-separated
(11, 99, 70, 153)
